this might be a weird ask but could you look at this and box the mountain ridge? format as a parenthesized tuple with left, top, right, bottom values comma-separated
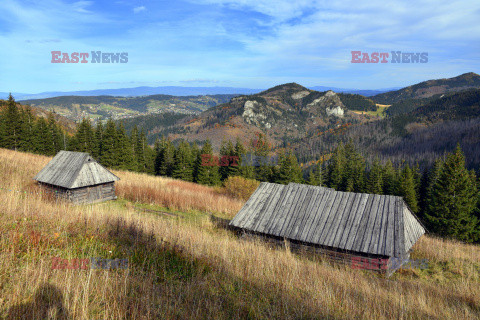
(373, 72, 480, 104)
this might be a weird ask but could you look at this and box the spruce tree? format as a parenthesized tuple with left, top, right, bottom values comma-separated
(191, 142, 201, 180)
(252, 133, 273, 182)
(366, 158, 383, 194)
(382, 160, 397, 195)
(235, 138, 255, 179)
(307, 162, 325, 186)
(116, 122, 136, 170)
(398, 164, 419, 213)
(141, 130, 156, 174)
(172, 140, 193, 181)
(327, 143, 346, 190)
(342, 142, 365, 193)
(275, 150, 303, 184)
(219, 139, 237, 180)
(0, 106, 5, 148)
(130, 125, 139, 163)
(100, 119, 119, 168)
(3, 94, 21, 150)
(19, 106, 36, 152)
(412, 163, 421, 196)
(425, 145, 479, 242)
(422, 159, 444, 219)
(155, 137, 176, 176)
(33, 117, 53, 155)
(92, 121, 104, 159)
(73, 118, 95, 153)
(131, 126, 148, 172)
(47, 113, 63, 155)
(195, 140, 221, 186)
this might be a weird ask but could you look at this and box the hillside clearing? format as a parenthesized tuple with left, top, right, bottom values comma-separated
(351, 104, 390, 118)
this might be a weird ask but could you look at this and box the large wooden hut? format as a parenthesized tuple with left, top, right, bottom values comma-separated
(229, 182, 426, 272)
(34, 151, 120, 204)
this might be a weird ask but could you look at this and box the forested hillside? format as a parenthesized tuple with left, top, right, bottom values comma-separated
(290, 89, 480, 172)
(373, 72, 480, 104)
(119, 112, 188, 144)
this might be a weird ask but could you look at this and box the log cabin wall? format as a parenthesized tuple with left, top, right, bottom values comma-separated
(70, 182, 116, 204)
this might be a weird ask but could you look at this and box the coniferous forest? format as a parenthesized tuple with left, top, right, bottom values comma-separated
(1, 94, 479, 243)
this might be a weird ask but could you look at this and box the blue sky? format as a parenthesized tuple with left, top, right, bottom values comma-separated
(0, 0, 479, 93)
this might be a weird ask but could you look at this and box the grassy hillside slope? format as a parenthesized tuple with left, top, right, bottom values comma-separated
(0, 149, 479, 319)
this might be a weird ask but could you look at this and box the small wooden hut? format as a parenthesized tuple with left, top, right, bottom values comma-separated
(229, 182, 426, 272)
(34, 151, 120, 204)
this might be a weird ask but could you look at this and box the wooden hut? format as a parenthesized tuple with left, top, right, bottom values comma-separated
(34, 151, 120, 204)
(229, 182, 426, 272)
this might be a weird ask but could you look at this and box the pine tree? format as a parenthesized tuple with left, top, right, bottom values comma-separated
(425, 145, 479, 242)
(398, 164, 419, 213)
(366, 158, 383, 194)
(195, 140, 221, 186)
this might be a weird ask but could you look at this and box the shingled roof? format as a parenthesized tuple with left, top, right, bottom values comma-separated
(34, 151, 120, 189)
(229, 182, 425, 258)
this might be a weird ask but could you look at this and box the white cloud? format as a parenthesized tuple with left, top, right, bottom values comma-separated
(133, 6, 146, 14)
(72, 1, 93, 13)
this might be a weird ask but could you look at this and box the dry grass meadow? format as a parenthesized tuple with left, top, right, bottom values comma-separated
(0, 148, 479, 319)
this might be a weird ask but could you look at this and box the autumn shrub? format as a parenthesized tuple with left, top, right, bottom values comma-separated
(223, 176, 260, 201)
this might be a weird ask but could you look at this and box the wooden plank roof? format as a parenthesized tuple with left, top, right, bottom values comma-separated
(34, 151, 120, 189)
(229, 182, 425, 258)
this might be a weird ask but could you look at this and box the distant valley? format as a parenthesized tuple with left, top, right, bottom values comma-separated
(19, 94, 237, 122)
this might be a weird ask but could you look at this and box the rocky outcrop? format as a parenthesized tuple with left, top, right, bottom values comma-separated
(291, 90, 310, 100)
(326, 106, 344, 117)
(242, 100, 272, 128)
(307, 90, 345, 117)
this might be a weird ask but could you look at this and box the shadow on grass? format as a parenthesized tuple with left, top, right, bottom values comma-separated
(102, 216, 340, 319)
(5, 283, 70, 320)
